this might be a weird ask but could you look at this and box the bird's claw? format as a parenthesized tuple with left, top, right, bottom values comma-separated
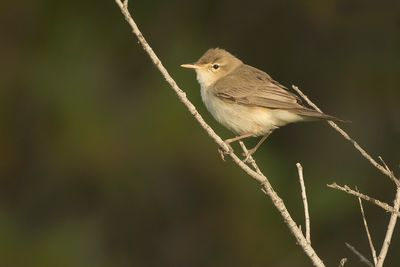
(218, 143, 233, 161)
(242, 148, 256, 163)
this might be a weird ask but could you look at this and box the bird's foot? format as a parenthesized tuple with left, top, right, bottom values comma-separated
(218, 142, 233, 161)
(242, 148, 256, 163)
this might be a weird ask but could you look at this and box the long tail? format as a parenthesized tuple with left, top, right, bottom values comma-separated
(295, 108, 350, 123)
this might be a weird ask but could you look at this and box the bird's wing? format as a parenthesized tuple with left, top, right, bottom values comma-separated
(213, 64, 305, 110)
(213, 64, 344, 121)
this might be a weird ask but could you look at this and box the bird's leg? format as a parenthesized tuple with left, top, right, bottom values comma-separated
(224, 133, 254, 146)
(243, 131, 272, 162)
(218, 133, 253, 161)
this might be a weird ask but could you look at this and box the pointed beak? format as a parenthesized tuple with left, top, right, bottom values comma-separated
(180, 63, 200, 69)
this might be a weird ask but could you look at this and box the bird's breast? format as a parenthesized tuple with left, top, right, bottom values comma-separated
(201, 87, 271, 135)
(200, 86, 304, 136)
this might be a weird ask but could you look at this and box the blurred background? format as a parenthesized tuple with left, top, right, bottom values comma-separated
(1, 0, 399, 266)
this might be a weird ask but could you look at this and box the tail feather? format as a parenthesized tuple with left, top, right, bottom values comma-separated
(295, 108, 350, 123)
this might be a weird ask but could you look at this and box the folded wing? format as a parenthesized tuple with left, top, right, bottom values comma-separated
(213, 64, 340, 121)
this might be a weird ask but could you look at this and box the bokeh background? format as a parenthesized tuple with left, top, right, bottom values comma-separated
(1, 0, 399, 266)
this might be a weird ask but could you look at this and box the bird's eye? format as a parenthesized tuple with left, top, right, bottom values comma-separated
(212, 64, 220, 70)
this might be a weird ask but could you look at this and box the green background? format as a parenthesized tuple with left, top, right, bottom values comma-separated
(1, 0, 399, 266)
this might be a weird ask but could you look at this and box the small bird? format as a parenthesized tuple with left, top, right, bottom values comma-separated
(181, 48, 343, 159)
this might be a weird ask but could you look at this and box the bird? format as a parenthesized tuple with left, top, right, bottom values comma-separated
(181, 48, 344, 160)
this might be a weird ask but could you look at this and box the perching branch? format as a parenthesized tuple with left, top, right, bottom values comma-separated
(297, 163, 311, 244)
(114, 1, 325, 266)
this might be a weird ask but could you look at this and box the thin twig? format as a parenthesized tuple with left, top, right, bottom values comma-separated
(114, 1, 325, 266)
(379, 156, 398, 183)
(291, 85, 399, 186)
(357, 195, 377, 265)
(379, 156, 391, 172)
(327, 183, 398, 215)
(297, 163, 311, 244)
(345, 243, 374, 267)
(376, 187, 400, 267)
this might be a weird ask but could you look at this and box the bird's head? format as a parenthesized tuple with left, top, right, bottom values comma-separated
(181, 48, 243, 87)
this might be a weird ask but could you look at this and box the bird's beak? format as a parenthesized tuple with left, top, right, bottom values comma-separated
(180, 63, 200, 69)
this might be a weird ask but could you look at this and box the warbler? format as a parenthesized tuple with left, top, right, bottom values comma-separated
(181, 48, 343, 158)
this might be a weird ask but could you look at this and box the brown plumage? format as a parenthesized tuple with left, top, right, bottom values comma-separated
(213, 63, 341, 121)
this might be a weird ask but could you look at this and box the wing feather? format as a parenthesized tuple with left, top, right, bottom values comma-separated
(213, 64, 343, 121)
(213, 64, 303, 109)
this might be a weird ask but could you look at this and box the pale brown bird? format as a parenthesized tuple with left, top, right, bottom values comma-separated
(181, 48, 344, 159)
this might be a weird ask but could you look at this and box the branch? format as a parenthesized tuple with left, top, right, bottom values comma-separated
(293, 67, 400, 267)
(291, 85, 399, 186)
(327, 183, 398, 215)
(357, 196, 377, 265)
(376, 187, 400, 267)
(329, 183, 400, 266)
(345, 243, 374, 267)
(114, 1, 324, 266)
(297, 163, 311, 244)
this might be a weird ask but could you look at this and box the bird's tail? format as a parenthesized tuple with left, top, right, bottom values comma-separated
(296, 108, 350, 123)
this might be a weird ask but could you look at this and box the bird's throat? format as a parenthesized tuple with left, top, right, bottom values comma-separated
(195, 70, 217, 88)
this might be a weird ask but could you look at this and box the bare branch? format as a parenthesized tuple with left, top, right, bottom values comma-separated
(357, 196, 377, 265)
(330, 182, 400, 266)
(297, 163, 311, 244)
(376, 188, 400, 267)
(327, 183, 398, 215)
(114, 2, 325, 266)
(345, 243, 374, 267)
(291, 85, 399, 186)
